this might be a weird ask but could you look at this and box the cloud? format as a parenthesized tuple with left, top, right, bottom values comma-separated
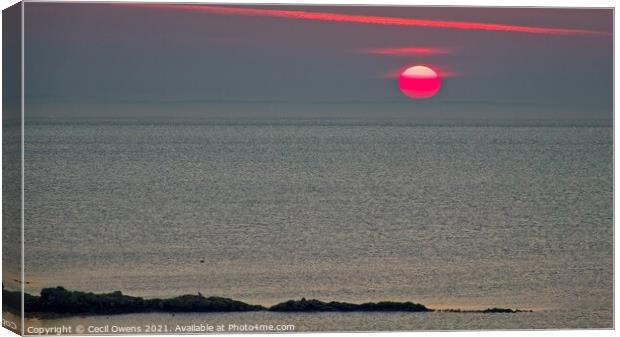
(127, 4, 610, 36)
(358, 46, 452, 55)
(384, 66, 460, 78)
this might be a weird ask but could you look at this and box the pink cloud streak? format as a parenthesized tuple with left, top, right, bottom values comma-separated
(384, 65, 460, 78)
(126, 4, 609, 36)
(359, 46, 452, 55)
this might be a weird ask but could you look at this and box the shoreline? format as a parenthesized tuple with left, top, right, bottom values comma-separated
(2, 286, 530, 318)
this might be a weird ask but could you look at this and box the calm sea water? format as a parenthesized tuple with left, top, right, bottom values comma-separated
(18, 120, 613, 330)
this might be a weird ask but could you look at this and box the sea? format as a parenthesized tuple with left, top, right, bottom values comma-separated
(13, 119, 613, 331)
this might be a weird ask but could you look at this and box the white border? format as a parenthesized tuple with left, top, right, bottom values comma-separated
(20, 1, 24, 335)
(0, 1, 616, 337)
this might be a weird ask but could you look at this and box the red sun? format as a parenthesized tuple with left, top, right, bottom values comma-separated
(398, 65, 441, 99)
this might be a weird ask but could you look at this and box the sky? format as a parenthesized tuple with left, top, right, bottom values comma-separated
(24, 3, 613, 122)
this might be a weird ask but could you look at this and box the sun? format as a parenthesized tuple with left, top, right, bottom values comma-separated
(398, 65, 441, 99)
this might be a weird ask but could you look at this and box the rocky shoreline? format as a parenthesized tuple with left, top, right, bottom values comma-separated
(2, 286, 530, 317)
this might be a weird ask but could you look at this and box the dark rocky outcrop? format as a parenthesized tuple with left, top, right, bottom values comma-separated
(2, 284, 38, 314)
(482, 307, 532, 313)
(37, 287, 148, 314)
(148, 295, 265, 312)
(268, 298, 431, 312)
(1, 286, 529, 317)
(439, 307, 533, 313)
(3, 287, 263, 315)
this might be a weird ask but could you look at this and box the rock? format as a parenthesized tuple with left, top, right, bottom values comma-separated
(2, 286, 529, 316)
(269, 298, 431, 312)
(37, 286, 147, 314)
(155, 295, 265, 312)
(482, 307, 531, 313)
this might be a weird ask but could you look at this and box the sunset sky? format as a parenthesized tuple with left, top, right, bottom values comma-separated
(24, 3, 613, 121)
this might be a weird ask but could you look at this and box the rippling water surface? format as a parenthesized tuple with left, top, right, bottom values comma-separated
(18, 120, 613, 330)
